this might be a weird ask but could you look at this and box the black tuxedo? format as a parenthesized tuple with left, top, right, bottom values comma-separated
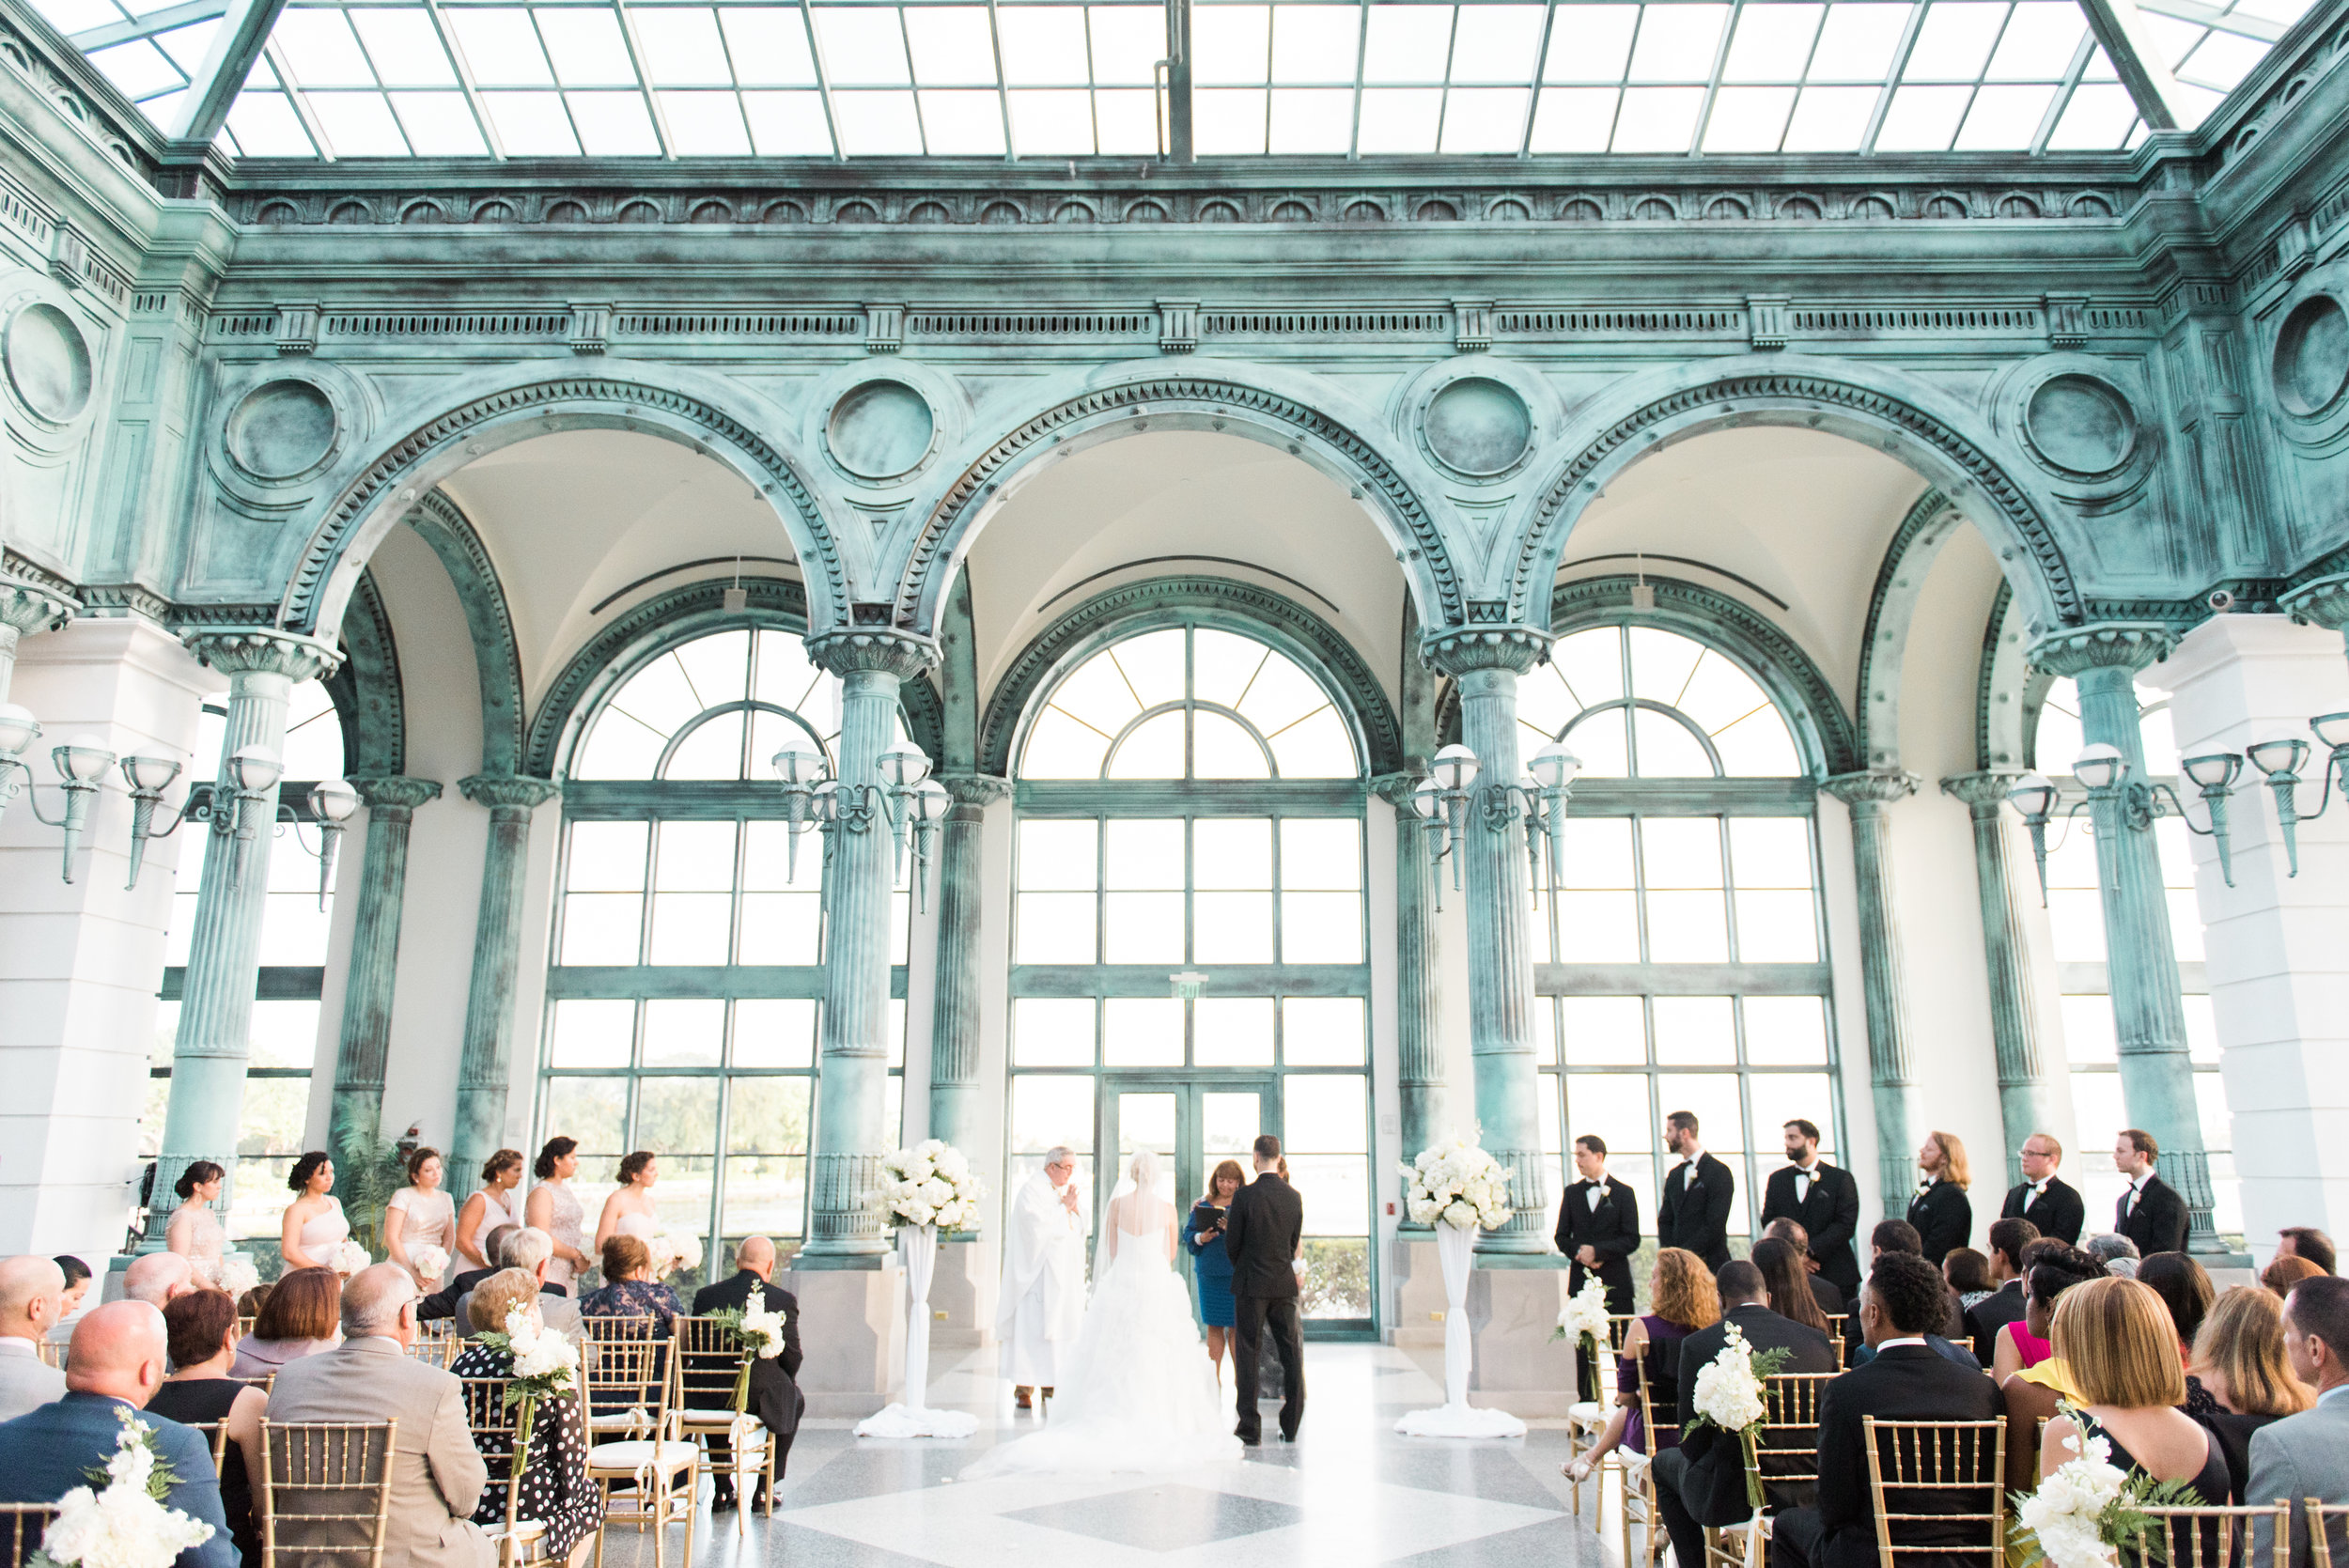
(1225, 1173, 1305, 1441)
(2000, 1174, 2085, 1245)
(687, 1268, 804, 1483)
(1906, 1180, 1973, 1266)
(1555, 1175, 1641, 1313)
(418, 1265, 494, 1322)
(2117, 1173, 2190, 1256)
(1652, 1304, 1839, 1568)
(1963, 1279, 2029, 1367)
(1771, 1343, 2004, 1568)
(1658, 1152, 1735, 1270)
(1761, 1162, 1862, 1296)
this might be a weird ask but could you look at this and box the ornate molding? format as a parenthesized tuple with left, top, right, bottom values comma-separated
(182, 626, 343, 682)
(350, 776, 443, 816)
(0, 576, 78, 637)
(327, 569, 403, 776)
(939, 773, 1013, 807)
(1940, 769, 2024, 811)
(2025, 621, 2176, 677)
(899, 377, 1463, 629)
(976, 575, 1405, 779)
(1420, 624, 1551, 676)
(459, 774, 561, 813)
(278, 378, 845, 636)
(1514, 371, 2083, 626)
(1820, 769, 1922, 809)
(805, 628, 941, 680)
(2279, 571, 2349, 632)
(1370, 770, 1431, 808)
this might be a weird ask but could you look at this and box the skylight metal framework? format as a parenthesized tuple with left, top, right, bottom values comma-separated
(32, 0, 2317, 157)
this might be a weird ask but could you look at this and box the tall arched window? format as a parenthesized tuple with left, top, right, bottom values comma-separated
(1517, 623, 1841, 1240)
(540, 623, 912, 1284)
(1009, 622, 1373, 1328)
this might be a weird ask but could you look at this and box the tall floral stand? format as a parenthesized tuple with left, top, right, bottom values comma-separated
(1394, 1222, 1527, 1438)
(856, 1224, 977, 1439)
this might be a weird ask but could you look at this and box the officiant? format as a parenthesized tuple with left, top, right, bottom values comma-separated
(996, 1146, 1085, 1411)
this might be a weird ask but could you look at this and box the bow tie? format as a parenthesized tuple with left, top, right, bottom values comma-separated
(2029, 1182, 2047, 1199)
(1916, 1178, 1935, 1195)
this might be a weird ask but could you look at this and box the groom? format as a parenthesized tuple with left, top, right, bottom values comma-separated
(1224, 1134, 1305, 1445)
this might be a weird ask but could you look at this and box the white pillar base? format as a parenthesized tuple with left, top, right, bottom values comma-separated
(1392, 1239, 1577, 1418)
(781, 1262, 907, 1419)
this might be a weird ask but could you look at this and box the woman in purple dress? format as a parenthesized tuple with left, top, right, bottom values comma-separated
(1563, 1247, 1722, 1479)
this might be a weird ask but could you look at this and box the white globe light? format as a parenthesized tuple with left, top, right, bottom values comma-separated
(2071, 741, 2127, 793)
(2006, 771, 2057, 822)
(1530, 741, 1581, 791)
(227, 744, 285, 794)
(0, 704, 39, 758)
(53, 735, 118, 784)
(878, 740, 932, 788)
(309, 779, 362, 823)
(1431, 743, 1480, 794)
(770, 737, 824, 787)
(121, 753, 183, 794)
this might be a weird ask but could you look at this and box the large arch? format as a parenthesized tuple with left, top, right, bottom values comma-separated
(889, 363, 1467, 640)
(272, 368, 850, 644)
(324, 567, 404, 776)
(399, 489, 527, 777)
(978, 575, 1405, 781)
(1506, 356, 2085, 634)
(1852, 488, 1969, 771)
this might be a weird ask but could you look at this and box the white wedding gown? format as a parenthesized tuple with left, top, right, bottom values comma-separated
(962, 1196, 1241, 1477)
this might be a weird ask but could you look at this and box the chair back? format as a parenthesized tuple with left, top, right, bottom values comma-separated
(33, 1342, 63, 1370)
(1631, 1337, 1685, 1459)
(1758, 1372, 1835, 1489)
(258, 1420, 397, 1568)
(582, 1316, 668, 1435)
(2301, 1501, 2349, 1568)
(1859, 1418, 2007, 1568)
(0, 1504, 58, 1568)
(2121, 1502, 2290, 1568)
(671, 1316, 750, 1415)
(185, 1420, 234, 1478)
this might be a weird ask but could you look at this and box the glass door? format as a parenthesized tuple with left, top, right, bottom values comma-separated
(1101, 1079, 1278, 1293)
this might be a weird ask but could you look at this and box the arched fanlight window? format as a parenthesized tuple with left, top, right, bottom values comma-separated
(1517, 626, 1800, 777)
(1019, 626, 1360, 781)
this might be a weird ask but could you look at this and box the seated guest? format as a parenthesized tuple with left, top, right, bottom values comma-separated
(0, 1256, 67, 1420)
(2279, 1228, 2338, 1277)
(2191, 1285, 2314, 1500)
(1770, 1253, 2002, 1568)
(1964, 1219, 2040, 1365)
(579, 1235, 682, 1335)
(124, 1250, 197, 1308)
(454, 1230, 578, 1337)
(230, 1266, 339, 1379)
(2269, 1254, 2328, 1299)
(1851, 1222, 1969, 1363)
(688, 1236, 803, 1511)
(1651, 1259, 1838, 1568)
(1752, 1237, 1833, 1337)
(267, 1264, 491, 1568)
(2250, 1276, 2349, 1568)
(1998, 1246, 2106, 1486)
(1563, 1248, 1720, 1482)
(1762, 1219, 1846, 1316)
(449, 1271, 602, 1568)
(2042, 1278, 2227, 1505)
(235, 1284, 272, 1322)
(0, 1301, 233, 1568)
(1943, 1249, 1993, 1312)
(148, 1291, 266, 1566)
(419, 1224, 519, 1323)
(2085, 1232, 2141, 1277)
(2138, 1251, 2219, 1413)
(50, 1256, 93, 1343)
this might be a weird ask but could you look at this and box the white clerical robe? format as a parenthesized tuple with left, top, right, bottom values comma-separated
(995, 1171, 1085, 1386)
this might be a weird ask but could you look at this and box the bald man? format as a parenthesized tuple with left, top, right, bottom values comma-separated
(123, 1250, 195, 1308)
(0, 1257, 66, 1421)
(689, 1236, 802, 1511)
(0, 1301, 232, 1568)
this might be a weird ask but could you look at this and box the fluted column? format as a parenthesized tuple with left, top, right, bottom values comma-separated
(449, 775, 561, 1200)
(1942, 771, 2057, 1186)
(145, 629, 343, 1243)
(803, 629, 941, 1265)
(2029, 624, 2221, 1253)
(1373, 771, 1446, 1195)
(327, 777, 443, 1157)
(0, 578, 77, 702)
(1424, 627, 1548, 1255)
(928, 774, 1008, 1155)
(1820, 769, 1921, 1210)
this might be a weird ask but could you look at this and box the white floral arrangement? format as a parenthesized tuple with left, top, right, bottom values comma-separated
(1401, 1136, 1514, 1231)
(216, 1255, 259, 1297)
(874, 1140, 986, 1233)
(710, 1286, 790, 1414)
(31, 1405, 216, 1568)
(330, 1239, 369, 1277)
(2013, 1405, 2199, 1568)
(1687, 1324, 1790, 1513)
(649, 1232, 702, 1279)
(478, 1304, 580, 1461)
(1551, 1276, 1613, 1360)
(408, 1244, 449, 1285)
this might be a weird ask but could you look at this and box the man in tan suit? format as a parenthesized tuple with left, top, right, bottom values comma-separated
(267, 1264, 491, 1568)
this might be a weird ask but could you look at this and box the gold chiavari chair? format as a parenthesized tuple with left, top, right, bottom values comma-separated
(580, 1317, 697, 1568)
(1703, 1372, 1834, 1568)
(2298, 1500, 2349, 1568)
(2118, 1502, 2291, 1568)
(0, 1504, 58, 1568)
(457, 1374, 599, 1568)
(258, 1420, 397, 1568)
(1824, 1315, 1851, 1370)
(33, 1342, 63, 1370)
(1621, 1339, 1686, 1568)
(1859, 1419, 2007, 1568)
(669, 1315, 777, 1534)
(1567, 1313, 1640, 1519)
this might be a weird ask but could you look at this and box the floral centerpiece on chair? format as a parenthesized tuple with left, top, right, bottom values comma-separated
(1552, 1275, 1612, 1361)
(1688, 1324, 1792, 1514)
(477, 1304, 581, 1464)
(31, 1405, 216, 1568)
(708, 1288, 788, 1417)
(2011, 1404, 2199, 1568)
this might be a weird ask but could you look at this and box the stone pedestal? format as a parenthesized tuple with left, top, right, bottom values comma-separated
(781, 1261, 907, 1419)
(926, 1236, 990, 1349)
(1392, 1241, 1576, 1415)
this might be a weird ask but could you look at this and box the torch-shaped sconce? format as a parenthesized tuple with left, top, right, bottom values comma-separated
(2246, 713, 2349, 877)
(120, 751, 185, 889)
(769, 736, 828, 879)
(906, 778, 950, 910)
(303, 780, 362, 908)
(2009, 742, 2243, 901)
(1415, 744, 1478, 897)
(1412, 738, 1579, 908)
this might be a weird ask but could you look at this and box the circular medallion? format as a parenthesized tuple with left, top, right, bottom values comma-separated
(2273, 295, 2349, 417)
(2024, 374, 2136, 476)
(1423, 377, 1532, 477)
(826, 380, 935, 481)
(226, 380, 339, 480)
(5, 303, 91, 422)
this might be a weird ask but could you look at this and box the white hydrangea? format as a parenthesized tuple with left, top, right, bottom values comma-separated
(1691, 1323, 1769, 1433)
(1399, 1136, 1514, 1232)
(503, 1307, 580, 1393)
(874, 1141, 987, 1233)
(738, 1287, 788, 1360)
(1556, 1277, 1612, 1344)
(2016, 1426, 2128, 1568)
(330, 1239, 369, 1276)
(408, 1245, 449, 1285)
(34, 1409, 215, 1568)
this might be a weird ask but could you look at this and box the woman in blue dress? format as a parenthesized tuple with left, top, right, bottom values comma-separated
(1186, 1159, 1246, 1392)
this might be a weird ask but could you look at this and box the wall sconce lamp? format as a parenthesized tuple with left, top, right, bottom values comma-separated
(770, 735, 942, 907)
(121, 744, 359, 903)
(1412, 738, 1580, 910)
(2008, 742, 2243, 901)
(2244, 712, 2349, 877)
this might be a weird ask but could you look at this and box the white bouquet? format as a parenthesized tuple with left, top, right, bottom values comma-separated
(478, 1304, 580, 1463)
(1551, 1276, 1613, 1361)
(649, 1232, 702, 1279)
(712, 1286, 790, 1414)
(216, 1255, 259, 1297)
(2012, 1405, 2198, 1568)
(408, 1244, 450, 1285)
(330, 1239, 369, 1276)
(874, 1140, 986, 1233)
(1687, 1324, 1790, 1513)
(32, 1405, 216, 1568)
(1401, 1136, 1514, 1231)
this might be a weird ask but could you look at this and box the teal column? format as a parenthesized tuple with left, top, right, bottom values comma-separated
(0, 578, 76, 702)
(2028, 625, 2221, 1253)
(1424, 628, 1548, 1256)
(927, 774, 1007, 1154)
(802, 629, 939, 1265)
(1821, 770, 1921, 1210)
(1373, 772, 1446, 1195)
(327, 777, 443, 1157)
(145, 629, 343, 1243)
(1942, 770, 2057, 1188)
(449, 774, 561, 1201)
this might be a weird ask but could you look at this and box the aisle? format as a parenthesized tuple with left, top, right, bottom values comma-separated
(591, 1343, 1618, 1567)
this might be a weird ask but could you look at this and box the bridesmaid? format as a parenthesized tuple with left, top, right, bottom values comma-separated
(593, 1152, 661, 1258)
(165, 1160, 227, 1288)
(1186, 1160, 1243, 1389)
(278, 1152, 350, 1272)
(384, 1146, 456, 1287)
(525, 1137, 591, 1294)
(455, 1148, 525, 1270)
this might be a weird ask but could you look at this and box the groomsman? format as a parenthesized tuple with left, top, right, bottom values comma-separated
(1657, 1110, 1734, 1271)
(1555, 1135, 1641, 1314)
(1999, 1132, 2085, 1245)
(1760, 1120, 1862, 1300)
(2113, 1127, 2190, 1255)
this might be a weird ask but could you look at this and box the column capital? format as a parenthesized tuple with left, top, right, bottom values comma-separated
(1940, 769, 2026, 813)
(459, 774, 562, 813)
(1370, 769, 1430, 808)
(180, 626, 344, 683)
(1420, 624, 1551, 677)
(351, 776, 443, 816)
(2279, 572, 2349, 632)
(2026, 622, 2176, 679)
(938, 773, 1012, 807)
(0, 575, 78, 637)
(805, 627, 941, 681)
(1820, 769, 1921, 809)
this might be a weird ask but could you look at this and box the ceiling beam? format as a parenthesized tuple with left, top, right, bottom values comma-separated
(164, 0, 291, 145)
(70, 0, 225, 53)
(2073, 0, 2184, 129)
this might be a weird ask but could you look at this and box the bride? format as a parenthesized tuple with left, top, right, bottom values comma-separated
(964, 1151, 1240, 1477)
